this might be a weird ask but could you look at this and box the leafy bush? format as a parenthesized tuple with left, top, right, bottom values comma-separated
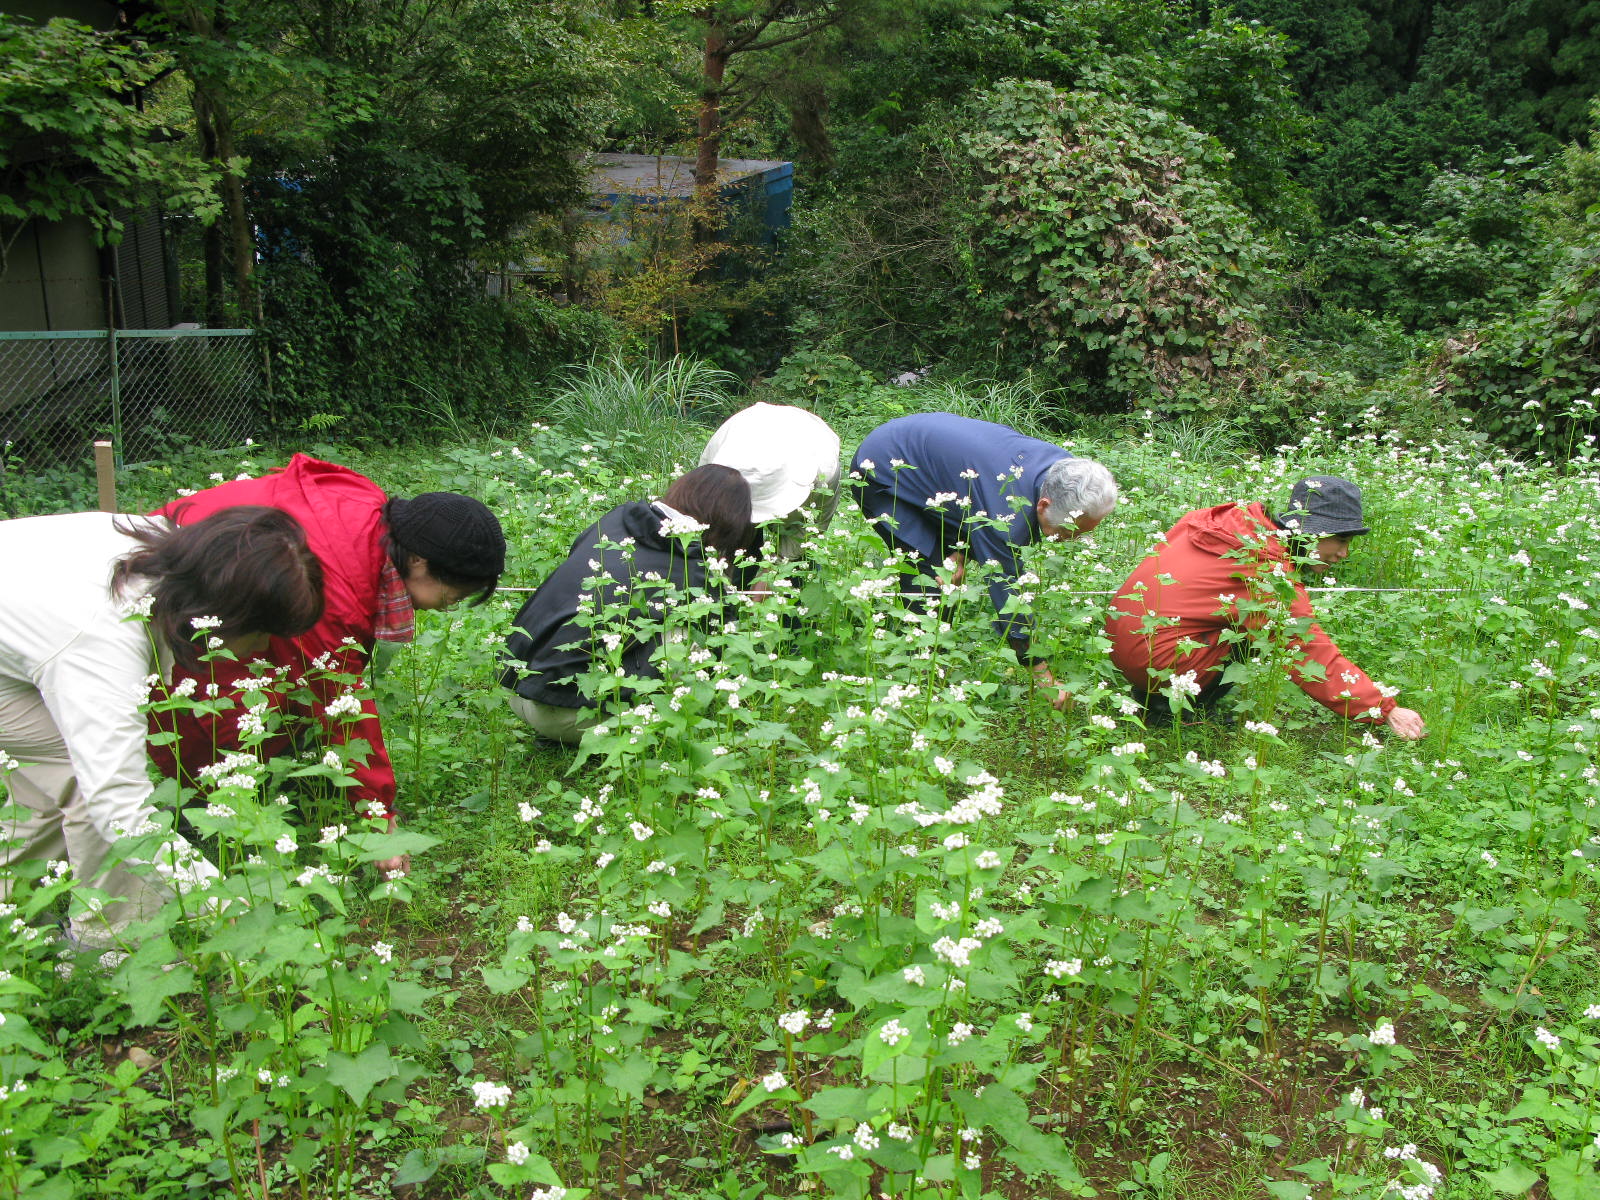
(959, 79, 1277, 413)
(1434, 106, 1600, 460)
(1313, 163, 1550, 332)
(1439, 242, 1600, 460)
(263, 257, 621, 441)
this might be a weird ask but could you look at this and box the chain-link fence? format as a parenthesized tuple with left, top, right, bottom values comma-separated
(0, 329, 264, 495)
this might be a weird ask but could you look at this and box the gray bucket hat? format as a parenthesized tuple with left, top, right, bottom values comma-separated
(1280, 475, 1369, 538)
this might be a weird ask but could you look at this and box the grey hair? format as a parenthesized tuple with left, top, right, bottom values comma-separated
(1038, 457, 1118, 520)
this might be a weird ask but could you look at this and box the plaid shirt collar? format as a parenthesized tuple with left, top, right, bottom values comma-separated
(374, 558, 416, 643)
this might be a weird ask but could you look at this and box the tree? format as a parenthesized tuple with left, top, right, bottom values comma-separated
(641, 0, 936, 191)
(0, 15, 223, 281)
(203, 0, 621, 429)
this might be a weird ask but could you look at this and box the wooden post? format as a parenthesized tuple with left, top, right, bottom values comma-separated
(94, 440, 117, 512)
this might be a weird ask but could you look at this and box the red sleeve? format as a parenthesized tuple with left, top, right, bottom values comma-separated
(1230, 561, 1395, 721)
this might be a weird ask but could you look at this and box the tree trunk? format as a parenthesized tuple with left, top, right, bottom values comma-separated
(183, 4, 255, 325)
(193, 89, 227, 325)
(694, 15, 729, 192)
(211, 104, 257, 324)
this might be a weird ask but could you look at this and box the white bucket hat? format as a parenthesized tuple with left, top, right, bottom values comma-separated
(699, 402, 842, 523)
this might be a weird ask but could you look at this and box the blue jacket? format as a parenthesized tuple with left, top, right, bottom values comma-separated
(851, 413, 1067, 652)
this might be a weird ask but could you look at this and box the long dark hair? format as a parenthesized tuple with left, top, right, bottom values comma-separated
(113, 506, 325, 669)
(662, 464, 755, 557)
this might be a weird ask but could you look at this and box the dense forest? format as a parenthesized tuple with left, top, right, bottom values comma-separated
(3, 0, 1596, 456)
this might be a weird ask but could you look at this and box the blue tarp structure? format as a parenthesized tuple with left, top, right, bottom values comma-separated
(587, 153, 794, 246)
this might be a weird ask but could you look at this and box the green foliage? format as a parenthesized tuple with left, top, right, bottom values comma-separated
(782, 3, 1306, 410)
(1439, 241, 1600, 460)
(959, 79, 1276, 414)
(822, 0, 1311, 227)
(263, 257, 621, 439)
(1434, 102, 1600, 460)
(545, 353, 741, 430)
(1316, 163, 1551, 332)
(129, 0, 621, 434)
(1233, 0, 1600, 223)
(541, 353, 741, 475)
(0, 15, 224, 277)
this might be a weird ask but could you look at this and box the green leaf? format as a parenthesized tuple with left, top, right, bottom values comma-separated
(326, 1042, 398, 1106)
(601, 1051, 654, 1101)
(1543, 1154, 1600, 1200)
(111, 937, 197, 1027)
(348, 829, 441, 862)
(861, 1014, 919, 1075)
(481, 965, 531, 994)
(1483, 1162, 1543, 1195)
(393, 1144, 483, 1187)
(803, 1086, 871, 1122)
(386, 978, 440, 1015)
(956, 1085, 1086, 1187)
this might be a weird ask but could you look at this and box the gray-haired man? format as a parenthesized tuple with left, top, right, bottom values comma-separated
(851, 412, 1118, 707)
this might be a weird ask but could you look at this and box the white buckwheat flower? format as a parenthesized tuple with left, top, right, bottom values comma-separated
(470, 1080, 511, 1108)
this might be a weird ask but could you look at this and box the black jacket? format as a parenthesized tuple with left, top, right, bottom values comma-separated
(500, 501, 731, 709)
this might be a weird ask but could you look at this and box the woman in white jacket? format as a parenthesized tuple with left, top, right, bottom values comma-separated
(0, 505, 323, 946)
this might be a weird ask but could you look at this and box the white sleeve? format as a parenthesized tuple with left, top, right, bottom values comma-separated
(34, 609, 217, 887)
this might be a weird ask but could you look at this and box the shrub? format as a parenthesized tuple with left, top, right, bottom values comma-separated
(1438, 242, 1600, 461)
(958, 79, 1278, 414)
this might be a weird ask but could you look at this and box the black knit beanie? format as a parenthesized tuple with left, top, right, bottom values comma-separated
(388, 493, 506, 579)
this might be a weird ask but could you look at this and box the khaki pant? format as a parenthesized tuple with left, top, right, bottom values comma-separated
(0, 675, 166, 946)
(507, 694, 599, 746)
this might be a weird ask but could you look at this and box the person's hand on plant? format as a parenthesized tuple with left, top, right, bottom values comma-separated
(1385, 707, 1426, 739)
(1032, 661, 1075, 712)
(944, 550, 966, 587)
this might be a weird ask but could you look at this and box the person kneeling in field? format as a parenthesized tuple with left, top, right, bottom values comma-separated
(0, 506, 323, 946)
(499, 465, 757, 745)
(1105, 475, 1426, 738)
(149, 455, 505, 877)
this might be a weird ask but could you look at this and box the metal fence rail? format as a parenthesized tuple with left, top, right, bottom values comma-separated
(0, 328, 263, 490)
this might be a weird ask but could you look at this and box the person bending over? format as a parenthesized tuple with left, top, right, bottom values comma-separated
(500, 465, 755, 744)
(1105, 475, 1425, 738)
(700, 401, 842, 570)
(850, 413, 1118, 708)
(150, 455, 505, 876)
(0, 506, 322, 944)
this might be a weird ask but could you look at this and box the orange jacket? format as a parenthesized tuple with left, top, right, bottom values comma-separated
(1105, 502, 1396, 721)
(149, 455, 397, 817)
